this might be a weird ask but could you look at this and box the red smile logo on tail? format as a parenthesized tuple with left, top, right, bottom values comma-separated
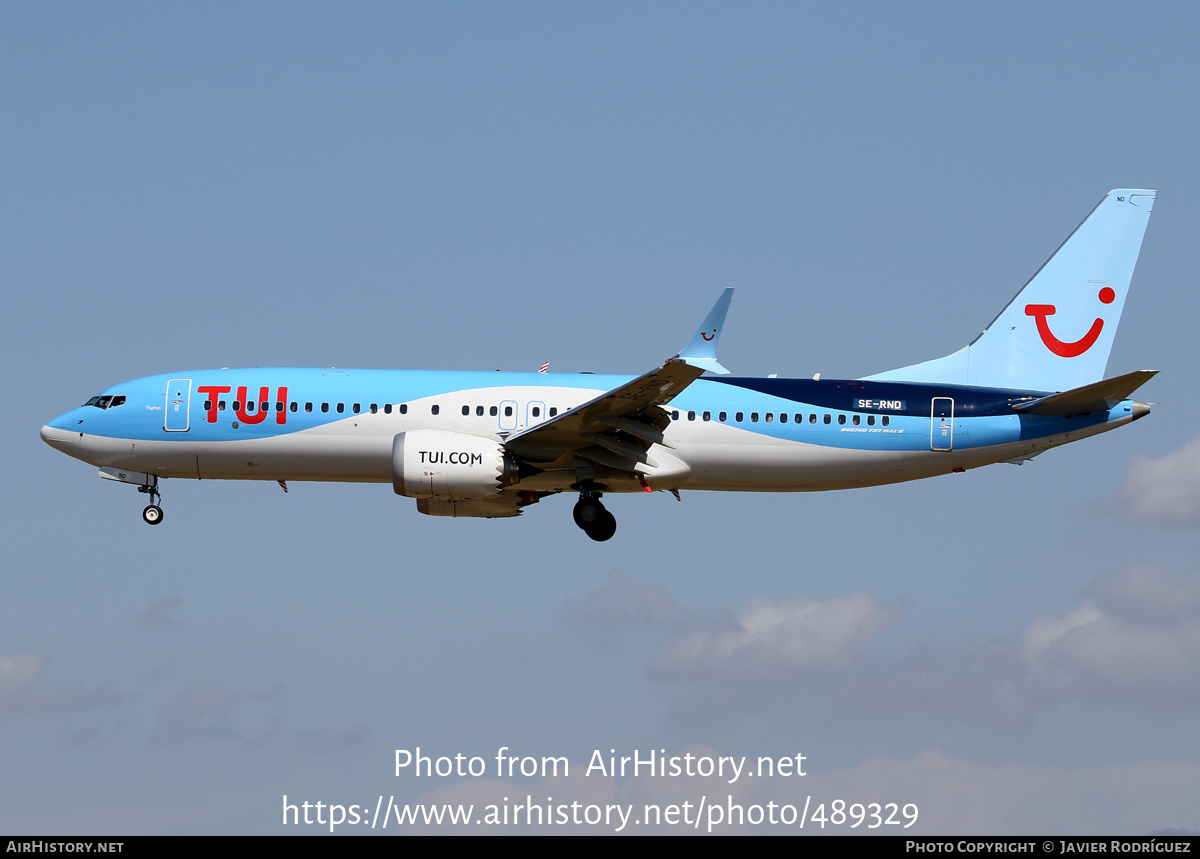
(1025, 287, 1115, 357)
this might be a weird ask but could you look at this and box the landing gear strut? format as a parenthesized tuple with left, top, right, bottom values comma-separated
(139, 483, 164, 525)
(98, 467, 165, 525)
(573, 485, 616, 542)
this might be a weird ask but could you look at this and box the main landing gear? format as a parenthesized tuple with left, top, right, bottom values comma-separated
(573, 485, 616, 542)
(139, 483, 164, 525)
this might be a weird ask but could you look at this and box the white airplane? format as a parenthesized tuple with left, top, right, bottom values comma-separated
(42, 189, 1157, 541)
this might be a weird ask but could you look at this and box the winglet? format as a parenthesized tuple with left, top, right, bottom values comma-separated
(675, 288, 734, 374)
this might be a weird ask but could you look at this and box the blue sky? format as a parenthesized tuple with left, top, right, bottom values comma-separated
(3, 2, 1200, 834)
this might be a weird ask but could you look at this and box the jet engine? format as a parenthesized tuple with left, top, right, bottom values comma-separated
(392, 430, 521, 499)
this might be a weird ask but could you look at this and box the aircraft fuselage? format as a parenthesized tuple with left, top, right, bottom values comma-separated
(41, 368, 1144, 495)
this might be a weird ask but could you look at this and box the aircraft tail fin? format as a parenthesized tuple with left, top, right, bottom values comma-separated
(863, 190, 1155, 392)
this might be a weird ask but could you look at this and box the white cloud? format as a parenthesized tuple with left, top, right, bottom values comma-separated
(0, 652, 45, 699)
(1020, 565, 1200, 705)
(584, 566, 1200, 729)
(651, 594, 905, 681)
(0, 651, 125, 715)
(151, 681, 286, 747)
(1115, 435, 1200, 526)
(565, 570, 681, 629)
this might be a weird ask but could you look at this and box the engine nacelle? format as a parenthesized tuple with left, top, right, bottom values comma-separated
(392, 430, 519, 499)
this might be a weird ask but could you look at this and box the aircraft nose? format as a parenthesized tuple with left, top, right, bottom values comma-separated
(41, 423, 78, 450)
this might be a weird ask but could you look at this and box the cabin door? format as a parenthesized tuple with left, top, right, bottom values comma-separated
(165, 379, 192, 432)
(930, 397, 954, 451)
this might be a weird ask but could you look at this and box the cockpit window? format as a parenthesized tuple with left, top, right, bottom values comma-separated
(84, 395, 125, 409)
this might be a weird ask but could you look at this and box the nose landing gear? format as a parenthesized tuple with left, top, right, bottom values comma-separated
(99, 467, 165, 525)
(140, 483, 164, 525)
(573, 486, 616, 542)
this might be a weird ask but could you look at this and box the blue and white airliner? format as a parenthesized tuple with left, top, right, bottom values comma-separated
(42, 189, 1157, 541)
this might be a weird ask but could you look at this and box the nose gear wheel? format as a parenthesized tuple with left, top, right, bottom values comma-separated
(138, 483, 164, 525)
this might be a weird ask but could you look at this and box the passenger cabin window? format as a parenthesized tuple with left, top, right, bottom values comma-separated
(219, 400, 226, 411)
(305, 402, 313, 412)
(882, 415, 890, 427)
(321, 403, 329, 413)
(867, 415, 875, 426)
(735, 412, 744, 422)
(823, 414, 831, 424)
(751, 412, 759, 423)
(400, 404, 408, 415)
(336, 403, 345, 414)
(276, 402, 284, 412)
(719, 411, 727, 422)
(369, 403, 378, 414)
(476, 406, 484, 416)
(688, 411, 696, 421)
(462, 405, 470, 416)
(290, 402, 298, 412)
(549, 407, 558, 417)
(503, 405, 512, 417)
(532, 406, 541, 418)
(765, 413, 773, 423)
(838, 414, 846, 425)
(779, 413, 787, 423)
(702, 411, 711, 421)
(431, 405, 440, 415)
(352, 403, 360, 414)
(671, 410, 679, 420)
(384, 404, 392, 414)
(809, 413, 816, 424)
(489, 406, 498, 416)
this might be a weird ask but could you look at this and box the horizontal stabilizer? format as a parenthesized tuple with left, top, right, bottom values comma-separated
(1012, 370, 1157, 417)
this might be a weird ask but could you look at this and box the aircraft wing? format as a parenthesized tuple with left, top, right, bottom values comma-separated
(503, 358, 701, 461)
(502, 290, 734, 476)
